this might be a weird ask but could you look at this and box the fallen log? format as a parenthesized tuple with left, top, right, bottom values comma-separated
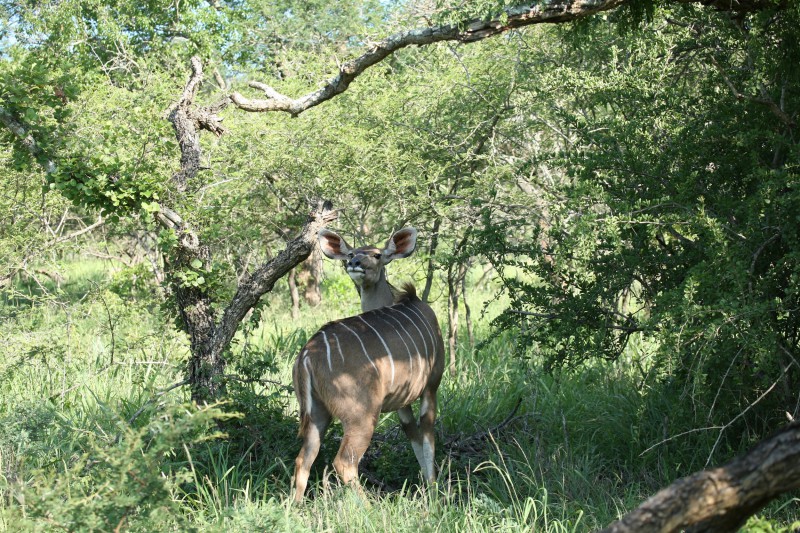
(601, 422, 800, 533)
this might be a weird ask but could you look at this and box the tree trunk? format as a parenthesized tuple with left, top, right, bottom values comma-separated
(462, 270, 474, 348)
(298, 254, 322, 307)
(288, 267, 300, 320)
(168, 202, 336, 403)
(447, 264, 460, 377)
(164, 239, 223, 403)
(601, 423, 800, 533)
(422, 218, 441, 303)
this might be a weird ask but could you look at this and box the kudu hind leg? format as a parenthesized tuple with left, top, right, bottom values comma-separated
(333, 414, 378, 491)
(418, 388, 437, 483)
(293, 406, 331, 502)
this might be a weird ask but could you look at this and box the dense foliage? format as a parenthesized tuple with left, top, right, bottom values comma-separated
(475, 4, 800, 438)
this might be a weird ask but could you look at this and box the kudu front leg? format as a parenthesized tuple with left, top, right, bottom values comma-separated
(418, 388, 437, 483)
(397, 405, 427, 479)
(398, 389, 437, 484)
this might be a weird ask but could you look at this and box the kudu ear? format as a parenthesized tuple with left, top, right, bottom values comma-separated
(318, 229, 352, 260)
(381, 227, 417, 264)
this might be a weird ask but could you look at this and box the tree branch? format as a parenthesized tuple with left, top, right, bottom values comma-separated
(228, 0, 783, 119)
(601, 423, 800, 533)
(165, 56, 228, 191)
(209, 201, 337, 358)
(706, 53, 796, 128)
(0, 106, 57, 174)
(230, 1, 626, 117)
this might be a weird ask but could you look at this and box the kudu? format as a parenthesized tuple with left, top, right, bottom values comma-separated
(292, 227, 445, 501)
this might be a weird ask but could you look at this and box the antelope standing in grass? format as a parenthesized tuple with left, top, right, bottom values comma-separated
(292, 227, 445, 501)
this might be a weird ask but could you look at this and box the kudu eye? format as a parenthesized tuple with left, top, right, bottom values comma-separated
(374, 254, 382, 260)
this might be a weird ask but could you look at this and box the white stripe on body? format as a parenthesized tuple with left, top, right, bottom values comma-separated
(358, 315, 395, 388)
(338, 322, 379, 374)
(389, 306, 429, 354)
(331, 332, 345, 362)
(390, 306, 431, 380)
(321, 330, 332, 371)
(403, 304, 437, 352)
(377, 308, 424, 382)
(373, 312, 414, 373)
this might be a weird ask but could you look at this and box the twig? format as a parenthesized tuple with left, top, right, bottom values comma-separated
(126, 379, 190, 426)
(640, 425, 725, 456)
(444, 397, 524, 450)
(222, 374, 287, 389)
(640, 363, 790, 466)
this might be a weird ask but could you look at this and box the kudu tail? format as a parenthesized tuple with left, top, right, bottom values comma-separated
(293, 357, 311, 438)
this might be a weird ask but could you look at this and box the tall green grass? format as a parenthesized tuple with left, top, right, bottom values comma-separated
(1, 258, 798, 531)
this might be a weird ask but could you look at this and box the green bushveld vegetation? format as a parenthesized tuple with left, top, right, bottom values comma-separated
(2, 0, 800, 530)
(2, 261, 798, 530)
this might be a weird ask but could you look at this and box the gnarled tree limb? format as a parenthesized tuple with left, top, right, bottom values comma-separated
(229, 1, 626, 117)
(208, 201, 338, 369)
(166, 56, 228, 191)
(601, 422, 800, 533)
(228, 0, 782, 119)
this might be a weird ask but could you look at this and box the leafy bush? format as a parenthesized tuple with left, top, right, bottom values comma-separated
(3, 404, 232, 531)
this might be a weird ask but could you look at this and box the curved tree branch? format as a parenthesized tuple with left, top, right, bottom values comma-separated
(228, 0, 781, 118)
(209, 201, 338, 359)
(230, 1, 627, 117)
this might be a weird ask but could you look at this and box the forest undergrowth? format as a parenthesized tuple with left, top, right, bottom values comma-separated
(1, 258, 797, 531)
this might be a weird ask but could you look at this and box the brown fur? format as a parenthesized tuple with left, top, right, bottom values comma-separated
(291, 283, 445, 501)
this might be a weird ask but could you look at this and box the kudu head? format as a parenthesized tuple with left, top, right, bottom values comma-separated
(317, 227, 418, 312)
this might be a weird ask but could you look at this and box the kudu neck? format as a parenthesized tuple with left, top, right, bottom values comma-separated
(359, 269, 395, 312)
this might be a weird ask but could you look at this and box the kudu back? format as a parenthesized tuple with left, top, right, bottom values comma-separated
(292, 228, 445, 501)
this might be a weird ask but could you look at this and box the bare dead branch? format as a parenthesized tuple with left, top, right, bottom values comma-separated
(444, 397, 524, 451)
(222, 374, 286, 389)
(54, 215, 105, 243)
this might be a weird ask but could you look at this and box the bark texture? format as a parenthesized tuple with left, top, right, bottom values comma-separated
(166, 57, 227, 192)
(601, 423, 800, 533)
(175, 201, 336, 402)
(164, 58, 338, 402)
